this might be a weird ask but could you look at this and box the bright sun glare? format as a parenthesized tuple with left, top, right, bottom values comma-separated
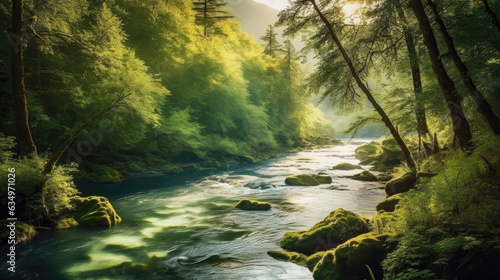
(342, 2, 362, 24)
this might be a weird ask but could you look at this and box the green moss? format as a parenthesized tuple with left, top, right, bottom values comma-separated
(163, 164, 180, 174)
(280, 208, 370, 255)
(285, 174, 332, 186)
(0, 220, 37, 244)
(145, 154, 167, 166)
(385, 172, 417, 196)
(66, 196, 122, 227)
(326, 233, 389, 280)
(352, 171, 378, 181)
(312, 251, 338, 280)
(125, 161, 141, 173)
(354, 141, 379, 162)
(181, 163, 200, 171)
(55, 217, 79, 230)
(234, 199, 271, 210)
(267, 250, 308, 267)
(307, 251, 327, 271)
(333, 163, 362, 170)
(86, 166, 124, 183)
(235, 155, 255, 164)
(355, 139, 403, 171)
(376, 195, 402, 212)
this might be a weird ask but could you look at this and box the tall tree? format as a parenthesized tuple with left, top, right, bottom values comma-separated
(409, 0, 473, 151)
(427, 0, 500, 135)
(261, 25, 282, 57)
(394, 0, 429, 136)
(192, 0, 234, 37)
(10, 0, 37, 156)
(280, 0, 417, 169)
(480, 0, 500, 34)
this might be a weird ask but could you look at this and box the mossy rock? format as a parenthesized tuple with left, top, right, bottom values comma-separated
(312, 251, 338, 280)
(313, 233, 390, 280)
(234, 199, 271, 210)
(351, 171, 378, 182)
(385, 172, 417, 196)
(66, 196, 121, 228)
(285, 174, 332, 186)
(125, 162, 141, 173)
(86, 166, 124, 183)
(354, 141, 379, 162)
(307, 251, 327, 271)
(55, 217, 79, 230)
(163, 164, 180, 174)
(181, 163, 200, 171)
(267, 250, 308, 267)
(145, 154, 167, 166)
(0, 220, 37, 244)
(332, 163, 362, 170)
(280, 209, 370, 255)
(376, 195, 402, 212)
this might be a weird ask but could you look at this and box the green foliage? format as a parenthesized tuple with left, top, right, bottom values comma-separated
(86, 166, 124, 183)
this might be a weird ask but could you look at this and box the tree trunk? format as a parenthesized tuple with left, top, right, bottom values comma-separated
(481, 0, 500, 34)
(310, 0, 417, 170)
(42, 94, 131, 175)
(409, 0, 473, 151)
(395, 0, 430, 136)
(11, 0, 37, 156)
(427, 0, 500, 135)
(204, 0, 208, 37)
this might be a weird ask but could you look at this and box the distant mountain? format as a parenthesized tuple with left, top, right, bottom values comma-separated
(226, 0, 280, 41)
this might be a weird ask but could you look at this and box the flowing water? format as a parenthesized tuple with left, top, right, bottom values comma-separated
(3, 140, 387, 280)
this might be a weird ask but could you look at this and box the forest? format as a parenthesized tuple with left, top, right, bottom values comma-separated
(0, 0, 500, 279)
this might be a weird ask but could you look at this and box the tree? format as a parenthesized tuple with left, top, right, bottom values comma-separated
(480, 0, 500, 35)
(409, 0, 473, 151)
(427, 0, 500, 136)
(394, 0, 429, 136)
(10, 0, 37, 156)
(192, 0, 234, 37)
(261, 25, 283, 57)
(279, 0, 417, 169)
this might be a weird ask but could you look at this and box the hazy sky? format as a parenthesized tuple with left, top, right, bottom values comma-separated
(252, 0, 289, 10)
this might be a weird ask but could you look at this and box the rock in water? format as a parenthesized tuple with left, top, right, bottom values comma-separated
(312, 233, 392, 280)
(234, 199, 271, 210)
(332, 163, 362, 170)
(66, 196, 122, 227)
(0, 220, 37, 244)
(280, 209, 370, 255)
(285, 174, 332, 186)
(351, 171, 378, 181)
(385, 172, 417, 196)
(376, 195, 402, 212)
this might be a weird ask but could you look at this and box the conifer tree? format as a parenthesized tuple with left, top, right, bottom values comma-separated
(192, 0, 234, 37)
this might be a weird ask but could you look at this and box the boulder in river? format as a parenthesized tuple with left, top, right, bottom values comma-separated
(351, 171, 378, 181)
(234, 199, 271, 210)
(332, 163, 362, 170)
(66, 196, 122, 227)
(55, 217, 79, 230)
(385, 172, 417, 196)
(268, 250, 326, 271)
(376, 195, 402, 212)
(312, 233, 392, 280)
(285, 174, 332, 186)
(280, 208, 370, 255)
(0, 220, 37, 244)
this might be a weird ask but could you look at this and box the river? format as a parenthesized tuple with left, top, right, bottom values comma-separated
(3, 140, 386, 280)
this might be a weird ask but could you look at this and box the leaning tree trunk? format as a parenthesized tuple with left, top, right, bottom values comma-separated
(480, 0, 500, 35)
(409, 0, 473, 151)
(310, 0, 417, 170)
(42, 93, 131, 175)
(11, 0, 37, 156)
(427, 0, 500, 136)
(395, 0, 430, 136)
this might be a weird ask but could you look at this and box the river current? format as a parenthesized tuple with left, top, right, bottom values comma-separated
(3, 140, 386, 280)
